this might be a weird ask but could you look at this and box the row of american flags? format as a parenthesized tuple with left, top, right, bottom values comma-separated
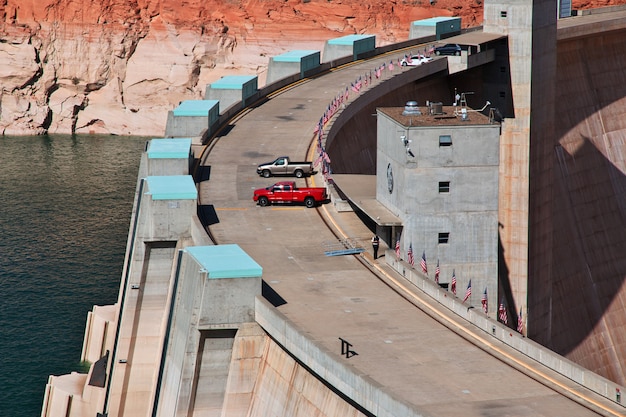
(312, 55, 411, 181)
(309, 53, 524, 335)
(395, 237, 524, 334)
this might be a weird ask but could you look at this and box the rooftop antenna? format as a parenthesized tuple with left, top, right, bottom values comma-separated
(453, 89, 473, 112)
(460, 91, 473, 109)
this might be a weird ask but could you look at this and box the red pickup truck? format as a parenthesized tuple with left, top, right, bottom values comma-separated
(253, 181, 328, 208)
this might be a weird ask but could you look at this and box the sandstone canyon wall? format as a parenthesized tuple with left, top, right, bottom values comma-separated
(0, 0, 478, 136)
(0, 1, 623, 136)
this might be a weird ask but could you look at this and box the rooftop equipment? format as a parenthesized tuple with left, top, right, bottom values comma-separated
(402, 101, 421, 116)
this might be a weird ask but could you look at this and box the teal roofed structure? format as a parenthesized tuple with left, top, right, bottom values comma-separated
(172, 100, 219, 117)
(327, 34, 375, 45)
(205, 76, 258, 110)
(166, 100, 220, 137)
(266, 50, 321, 84)
(323, 34, 375, 62)
(147, 138, 192, 159)
(186, 245, 263, 278)
(145, 175, 197, 200)
(210, 75, 257, 89)
(272, 50, 320, 63)
(413, 16, 457, 26)
(410, 16, 461, 40)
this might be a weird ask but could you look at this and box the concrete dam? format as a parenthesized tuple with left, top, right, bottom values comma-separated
(41, 3, 626, 417)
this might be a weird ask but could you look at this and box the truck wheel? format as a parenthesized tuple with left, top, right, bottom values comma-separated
(295, 169, 304, 178)
(262, 170, 271, 178)
(258, 196, 269, 207)
(304, 197, 315, 208)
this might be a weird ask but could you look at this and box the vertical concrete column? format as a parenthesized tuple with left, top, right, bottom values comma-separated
(483, 0, 557, 335)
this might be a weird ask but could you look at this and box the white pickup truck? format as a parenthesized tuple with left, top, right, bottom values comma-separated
(256, 156, 314, 178)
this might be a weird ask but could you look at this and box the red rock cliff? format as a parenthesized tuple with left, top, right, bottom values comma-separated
(0, 0, 622, 135)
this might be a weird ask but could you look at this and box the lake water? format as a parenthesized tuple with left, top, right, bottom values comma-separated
(0, 135, 147, 416)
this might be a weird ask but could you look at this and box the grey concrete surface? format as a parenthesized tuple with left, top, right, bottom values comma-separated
(197, 52, 624, 416)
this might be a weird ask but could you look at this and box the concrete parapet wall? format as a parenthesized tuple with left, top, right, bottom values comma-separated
(382, 250, 626, 404)
(255, 297, 427, 417)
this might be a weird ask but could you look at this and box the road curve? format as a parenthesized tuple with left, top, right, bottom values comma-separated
(197, 54, 621, 416)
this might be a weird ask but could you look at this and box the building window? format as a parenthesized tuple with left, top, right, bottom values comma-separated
(500, 11, 507, 18)
(439, 135, 452, 147)
(500, 66, 506, 73)
(499, 91, 506, 98)
(439, 181, 450, 193)
(438, 233, 450, 244)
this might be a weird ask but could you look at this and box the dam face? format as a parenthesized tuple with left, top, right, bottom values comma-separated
(529, 18, 626, 385)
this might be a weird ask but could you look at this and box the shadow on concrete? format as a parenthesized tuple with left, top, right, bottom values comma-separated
(242, 151, 273, 159)
(194, 164, 211, 182)
(198, 204, 219, 227)
(262, 280, 287, 307)
(497, 225, 518, 330)
(532, 136, 626, 383)
(88, 351, 109, 388)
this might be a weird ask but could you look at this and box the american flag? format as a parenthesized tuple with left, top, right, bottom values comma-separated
(395, 238, 400, 260)
(450, 270, 456, 294)
(435, 259, 440, 283)
(517, 308, 524, 334)
(314, 154, 323, 168)
(420, 251, 428, 275)
(407, 243, 414, 266)
(462, 279, 472, 303)
(481, 287, 488, 314)
(498, 301, 508, 325)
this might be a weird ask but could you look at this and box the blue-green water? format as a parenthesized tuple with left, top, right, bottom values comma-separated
(0, 135, 146, 416)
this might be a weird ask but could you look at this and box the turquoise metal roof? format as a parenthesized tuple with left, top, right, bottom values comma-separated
(173, 100, 219, 117)
(211, 75, 257, 89)
(147, 138, 192, 159)
(186, 244, 263, 279)
(412, 16, 459, 26)
(145, 175, 197, 200)
(328, 34, 374, 45)
(273, 50, 320, 62)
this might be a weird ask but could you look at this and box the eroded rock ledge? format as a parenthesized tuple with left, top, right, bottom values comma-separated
(0, 0, 610, 135)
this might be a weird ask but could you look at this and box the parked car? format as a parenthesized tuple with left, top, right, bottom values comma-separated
(256, 156, 314, 178)
(400, 54, 433, 67)
(253, 181, 328, 208)
(434, 43, 462, 56)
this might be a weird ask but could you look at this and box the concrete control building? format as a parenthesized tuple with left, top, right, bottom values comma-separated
(376, 103, 500, 315)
